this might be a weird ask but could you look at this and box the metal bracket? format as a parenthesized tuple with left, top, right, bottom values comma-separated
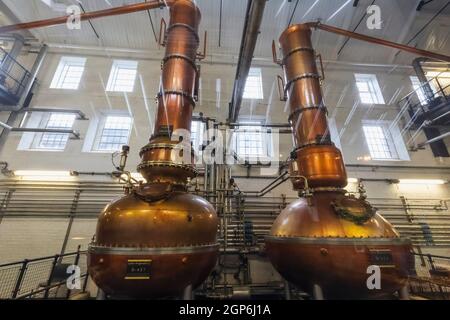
(197, 31, 207, 60)
(316, 53, 325, 82)
(158, 17, 167, 48)
(277, 75, 287, 101)
(272, 40, 282, 66)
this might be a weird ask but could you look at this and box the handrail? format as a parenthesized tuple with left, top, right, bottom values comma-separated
(397, 73, 450, 104)
(0, 249, 87, 268)
(0, 47, 30, 74)
(412, 252, 450, 261)
(15, 273, 88, 299)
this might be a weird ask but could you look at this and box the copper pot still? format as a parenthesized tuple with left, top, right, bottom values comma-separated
(88, 0, 218, 298)
(266, 24, 413, 299)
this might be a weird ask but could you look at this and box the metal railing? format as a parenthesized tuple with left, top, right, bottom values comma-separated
(0, 247, 88, 299)
(0, 47, 32, 101)
(409, 251, 450, 300)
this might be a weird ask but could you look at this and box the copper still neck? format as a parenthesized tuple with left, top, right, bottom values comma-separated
(279, 24, 347, 191)
(138, 0, 201, 186)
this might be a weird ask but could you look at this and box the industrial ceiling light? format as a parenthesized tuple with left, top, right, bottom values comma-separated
(398, 179, 447, 185)
(13, 170, 74, 181)
(14, 170, 72, 177)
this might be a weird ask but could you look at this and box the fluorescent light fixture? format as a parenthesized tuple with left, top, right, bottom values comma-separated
(398, 179, 447, 185)
(14, 170, 74, 181)
(347, 178, 359, 183)
(14, 170, 72, 177)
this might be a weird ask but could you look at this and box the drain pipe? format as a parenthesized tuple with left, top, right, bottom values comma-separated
(228, 0, 266, 122)
(412, 57, 435, 101)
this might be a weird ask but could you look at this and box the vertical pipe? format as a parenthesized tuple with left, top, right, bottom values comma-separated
(279, 25, 347, 189)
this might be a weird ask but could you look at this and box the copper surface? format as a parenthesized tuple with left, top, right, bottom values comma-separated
(269, 192, 398, 239)
(295, 145, 347, 188)
(94, 192, 217, 247)
(267, 23, 414, 299)
(89, 249, 218, 298)
(88, 0, 218, 298)
(266, 240, 413, 299)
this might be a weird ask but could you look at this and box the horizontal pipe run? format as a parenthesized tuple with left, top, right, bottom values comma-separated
(417, 131, 450, 148)
(13, 108, 88, 120)
(8, 127, 80, 139)
(307, 22, 450, 62)
(0, 1, 171, 33)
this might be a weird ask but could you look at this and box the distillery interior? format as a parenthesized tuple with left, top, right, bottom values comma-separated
(0, 0, 449, 301)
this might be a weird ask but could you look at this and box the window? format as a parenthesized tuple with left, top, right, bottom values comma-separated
(17, 112, 76, 151)
(38, 113, 76, 150)
(50, 56, 86, 90)
(234, 122, 271, 159)
(106, 60, 138, 92)
(363, 125, 399, 160)
(354, 74, 385, 104)
(191, 120, 205, 153)
(243, 68, 264, 99)
(94, 115, 133, 151)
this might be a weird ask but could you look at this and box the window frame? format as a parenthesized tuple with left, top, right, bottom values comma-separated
(105, 60, 138, 93)
(50, 56, 86, 90)
(91, 114, 133, 152)
(354, 73, 385, 105)
(233, 120, 273, 161)
(243, 68, 264, 100)
(362, 120, 410, 161)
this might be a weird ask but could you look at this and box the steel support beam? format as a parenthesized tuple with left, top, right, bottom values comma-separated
(228, 0, 267, 122)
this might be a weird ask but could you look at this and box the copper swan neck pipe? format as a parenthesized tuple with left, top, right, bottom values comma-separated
(305, 22, 450, 63)
(0, 0, 174, 34)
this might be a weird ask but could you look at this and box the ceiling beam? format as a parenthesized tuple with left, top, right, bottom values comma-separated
(228, 0, 267, 123)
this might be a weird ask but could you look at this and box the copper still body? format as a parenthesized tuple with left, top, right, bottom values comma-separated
(265, 24, 413, 299)
(88, 0, 218, 298)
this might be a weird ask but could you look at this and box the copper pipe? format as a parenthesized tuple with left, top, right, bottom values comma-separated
(306, 22, 450, 63)
(279, 24, 347, 189)
(138, 0, 201, 184)
(0, 0, 173, 33)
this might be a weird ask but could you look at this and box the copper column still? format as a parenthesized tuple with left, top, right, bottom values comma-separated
(265, 24, 413, 299)
(87, 0, 218, 298)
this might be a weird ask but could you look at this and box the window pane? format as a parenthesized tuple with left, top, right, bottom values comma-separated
(363, 125, 397, 160)
(106, 60, 138, 92)
(243, 68, 264, 99)
(355, 74, 385, 104)
(38, 113, 76, 150)
(50, 57, 86, 90)
(235, 124, 268, 158)
(96, 115, 132, 151)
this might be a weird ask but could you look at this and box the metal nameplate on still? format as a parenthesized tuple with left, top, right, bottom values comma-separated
(368, 249, 395, 267)
(125, 259, 152, 280)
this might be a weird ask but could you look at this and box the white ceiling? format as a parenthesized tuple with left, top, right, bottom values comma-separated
(1, 0, 450, 65)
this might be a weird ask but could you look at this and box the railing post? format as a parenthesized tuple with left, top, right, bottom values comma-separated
(43, 255, 59, 299)
(12, 259, 28, 299)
